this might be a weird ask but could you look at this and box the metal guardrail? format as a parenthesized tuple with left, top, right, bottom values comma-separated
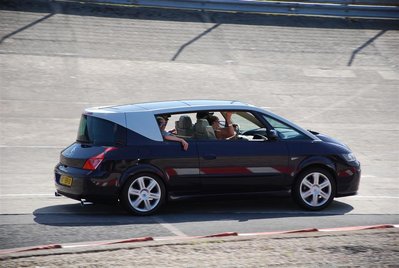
(60, 0, 399, 19)
(269, 0, 399, 5)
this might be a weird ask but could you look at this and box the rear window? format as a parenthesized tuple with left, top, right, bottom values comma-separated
(77, 115, 126, 146)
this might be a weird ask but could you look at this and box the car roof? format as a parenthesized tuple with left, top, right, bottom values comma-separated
(93, 100, 256, 113)
(84, 100, 318, 142)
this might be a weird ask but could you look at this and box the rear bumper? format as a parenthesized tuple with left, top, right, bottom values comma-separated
(54, 164, 120, 203)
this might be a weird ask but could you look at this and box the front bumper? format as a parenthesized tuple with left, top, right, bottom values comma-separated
(335, 161, 361, 197)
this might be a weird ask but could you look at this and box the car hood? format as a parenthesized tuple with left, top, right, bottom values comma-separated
(309, 130, 351, 151)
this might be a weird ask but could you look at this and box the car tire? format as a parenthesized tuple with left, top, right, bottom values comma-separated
(121, 173, 166, 216)
(293, 168, 336, 211)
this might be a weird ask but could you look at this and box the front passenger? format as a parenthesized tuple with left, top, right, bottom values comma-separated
(208, 112, 235, 140)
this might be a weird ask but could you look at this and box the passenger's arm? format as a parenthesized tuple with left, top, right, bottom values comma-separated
(164, 135, 189, 151)
(218, 112, 235, 139)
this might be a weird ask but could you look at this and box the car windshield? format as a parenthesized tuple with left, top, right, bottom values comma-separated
(263, 114, 309, 140)
(77, 115, 126, 146)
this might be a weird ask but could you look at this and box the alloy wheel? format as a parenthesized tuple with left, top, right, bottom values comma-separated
(126, 175, 163, 213)
(299, 172, 332, 207)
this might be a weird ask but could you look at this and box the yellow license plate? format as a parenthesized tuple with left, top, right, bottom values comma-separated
(60, 175, 73, 187)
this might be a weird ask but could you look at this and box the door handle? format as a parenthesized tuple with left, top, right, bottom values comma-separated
(202, 154, 216, 160)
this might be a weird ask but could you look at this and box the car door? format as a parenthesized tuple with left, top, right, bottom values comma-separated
(197, 111, 290, 194)
(145, 113, 200, 197)
(145, 140, 200, 196)
(198, 139, 290, 194)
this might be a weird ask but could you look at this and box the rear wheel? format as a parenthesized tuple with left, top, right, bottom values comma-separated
(121, 173, 166, 216)
(293, 168, 335, 210)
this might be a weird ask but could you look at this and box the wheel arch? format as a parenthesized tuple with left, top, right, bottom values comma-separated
(292, 159, 338, 210)
(293, 157, 338, 193)
(118, 164, 167, 197)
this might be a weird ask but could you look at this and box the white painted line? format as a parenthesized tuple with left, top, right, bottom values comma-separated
(153, 236, 195, 241)
(62, 244, 93, 249)
(303, 68, 356, 78)
(154, 217, 187, 237)
(0, 193, 54, 197)
(238, 233, 260, 236)
(361, 175, 377, 178)
(0, 99, 90, 104)
(378, 70, 399, 80)
(0, 145, 65, 148)
(1, 193, 397, 200)
(347, 195, 399, 199)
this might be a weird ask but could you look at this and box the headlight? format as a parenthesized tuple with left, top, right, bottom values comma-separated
(341, 153, 356, 162)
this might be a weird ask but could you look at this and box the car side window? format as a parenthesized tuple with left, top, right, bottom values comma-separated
(231, 112, 263, 133)
(157, 111, 273, 141)
(205, 111, 268, 141)
(156, 113, 196, 140)
(156, 112, 235, 141)
(262, 115, 309, 140)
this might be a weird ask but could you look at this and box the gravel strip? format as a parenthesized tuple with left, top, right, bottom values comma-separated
(1, 229, 398, 267)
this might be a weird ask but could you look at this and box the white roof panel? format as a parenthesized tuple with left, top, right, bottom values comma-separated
(83, 100, 319, 142)
(101, 100, 252, 113)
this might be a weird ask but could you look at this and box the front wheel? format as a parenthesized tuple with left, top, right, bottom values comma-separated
(293, 168, 336, 211)
(121, 174, 166, 216)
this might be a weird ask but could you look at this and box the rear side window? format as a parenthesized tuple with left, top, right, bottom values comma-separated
(77, 115, 126, 146)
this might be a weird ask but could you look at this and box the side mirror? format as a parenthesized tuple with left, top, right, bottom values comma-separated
(268, 130, 279, 140)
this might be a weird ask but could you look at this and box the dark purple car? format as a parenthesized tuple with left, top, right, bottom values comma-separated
(54, 100, 361, 215)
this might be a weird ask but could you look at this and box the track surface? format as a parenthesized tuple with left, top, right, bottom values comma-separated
(0, 1, 398, 250)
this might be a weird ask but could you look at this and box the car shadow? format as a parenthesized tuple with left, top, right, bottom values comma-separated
(33, 196, 354, 226)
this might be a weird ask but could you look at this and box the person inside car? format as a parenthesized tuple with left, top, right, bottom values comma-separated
(156, 116, 189, 150)
(196, 111, 213, 121)
(161, 114, 177, 134)
(207, 111, 236, 140)
(192, 111, 213, 133)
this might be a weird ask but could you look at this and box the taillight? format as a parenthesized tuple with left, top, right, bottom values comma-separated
(83, 147, 117, 170)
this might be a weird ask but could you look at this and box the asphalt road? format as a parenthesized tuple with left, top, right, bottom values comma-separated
(0, 0, 398, 250)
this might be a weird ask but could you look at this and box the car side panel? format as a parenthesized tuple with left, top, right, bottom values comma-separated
(198, 139, 291, 194)
(287, 141, 361, 196)
(137, 140, 201, 196)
